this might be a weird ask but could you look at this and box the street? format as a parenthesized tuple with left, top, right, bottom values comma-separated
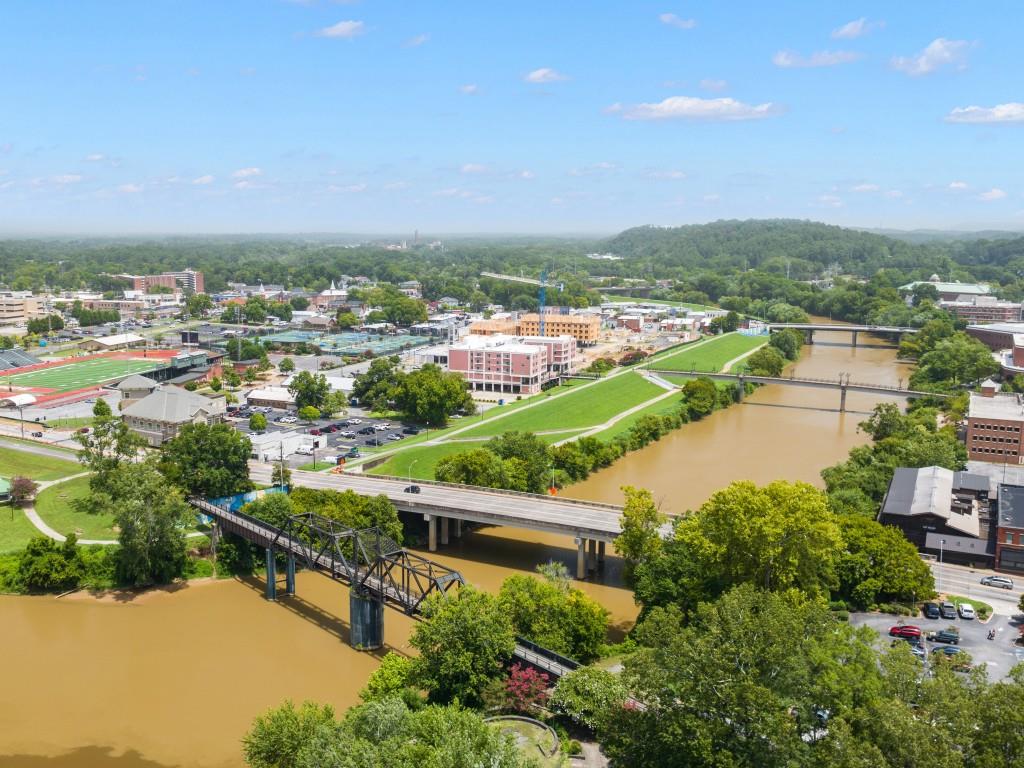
(928, 559, 1022, 616)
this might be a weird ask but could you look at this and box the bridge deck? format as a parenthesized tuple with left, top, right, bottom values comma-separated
(767, 323, 918, 333)
(251, 462, 624, 541)
(647, 369, 945, 398)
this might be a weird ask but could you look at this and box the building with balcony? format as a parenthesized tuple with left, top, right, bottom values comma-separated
(0, 293, 44, 326)
(515, 312, 601, 346)
(447, 334, 572, 395)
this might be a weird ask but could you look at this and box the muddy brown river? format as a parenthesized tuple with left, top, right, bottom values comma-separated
(0, 328, 907, 767)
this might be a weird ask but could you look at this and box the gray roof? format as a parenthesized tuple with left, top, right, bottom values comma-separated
(953, 471, 990, 493)
(881, 466, 980, 537)
(997, 484, 1024, 530)
(122, 387, 223, 424)
(115, 374, 158, 391)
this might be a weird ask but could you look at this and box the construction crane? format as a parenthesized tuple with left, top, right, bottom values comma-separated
(480, 270, 561, 336)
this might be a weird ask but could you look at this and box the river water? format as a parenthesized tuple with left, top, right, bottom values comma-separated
(0, 328, 907, 768)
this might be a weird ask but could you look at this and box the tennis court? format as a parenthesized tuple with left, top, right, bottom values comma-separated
(3, 357, 162, 393)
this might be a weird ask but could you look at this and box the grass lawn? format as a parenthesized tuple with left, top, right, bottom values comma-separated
(588, 394, 683, 442)
(297, 460, 337, 472)
(941, 594, 994, 620)
(651, 333, 766, 373)
(490, 719, 561, 767)
(47, 416, 95, 429)
(0, 446, 83, 481)
(0, 506, 43, 553)
(454, 373, 664, 438)
(34, 474, 117, 541)
(369, 442, 481, 480)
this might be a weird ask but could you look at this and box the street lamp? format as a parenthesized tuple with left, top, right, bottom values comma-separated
(938, 538, 946, 595)
(409, 458, 419, 487)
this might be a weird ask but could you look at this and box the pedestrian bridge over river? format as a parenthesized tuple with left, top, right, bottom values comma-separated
(250, 461, 621, 579)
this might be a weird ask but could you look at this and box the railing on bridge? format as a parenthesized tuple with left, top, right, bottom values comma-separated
(514, 636, 581, 678)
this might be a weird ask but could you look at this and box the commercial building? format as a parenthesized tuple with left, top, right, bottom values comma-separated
(447, 333, 575, 394)
(245, 386, 296, 409)
(121, 387, 226, 446)
(116, 269, 205, 294)
(79, 333, 147, 352)
(965, 382, 1024, 464)
(899, 276, 990, 302)
(878, 465, 993, 566)
(0, 293, 44, 326)
(941, 295, 1022, 324)
(967, 321, 1024, 350)
(994, 484, 1024, 572)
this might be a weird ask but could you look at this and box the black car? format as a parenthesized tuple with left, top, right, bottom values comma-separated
(922, 602, 941, 619)
(402, 426, 421, 435)
(939, 601, 957, 620)
(357, 426, 375, 435)
(403, 485, 421, 494)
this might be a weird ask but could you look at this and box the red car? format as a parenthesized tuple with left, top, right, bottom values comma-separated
(310, 429, 322, 436)
(888, 625, 922, 639)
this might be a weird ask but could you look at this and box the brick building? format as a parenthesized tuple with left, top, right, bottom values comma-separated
(995, 484, 1024, 572)
(966, 381, 1024, 464)
(447, 334, 575, 395)
(116, 269, 205, 294)
(941, 295, 1022, 324)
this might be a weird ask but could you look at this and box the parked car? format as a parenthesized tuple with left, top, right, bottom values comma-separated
(279, 416, 297, 424)
(358, 426, 375, 435)
(331, 423, 347, 430)
(347, 418, 362, 425)
(374, 424, 389, 431)
(403, 485, 421, 494)
(922, 602, 941, 619)
(888, 625, 922, 640)
(322, 425, 337, 433)
(928, 629, 960, 645)
(345, 448, 361, 459)
(933, 645, 962, 657)
(957, 603, 976, 620)
(939, 601, 958, 620)
(310, 429, 322, 436)
(980, 575, 1015, 590)
(387, 433, 402, 441)
(295, 446, 314, 456)
(339, 430, 356, 438)
(402, 426, 421, 435)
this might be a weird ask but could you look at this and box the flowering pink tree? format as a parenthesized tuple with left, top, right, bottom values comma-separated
(504, 663, 550, 713)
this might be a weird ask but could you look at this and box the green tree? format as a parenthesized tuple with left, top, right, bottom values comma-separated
(614, 486, 665, 583)
(75, 397, 146, 494)
(392, 364, 474, 426)
(745, 345, 787, 376)
(279, 357, 295, 373)
(17, 534, 83, 591)
(288, 370, 330, 411)
(298, 405, 321, 424)
(769, 328, 803, 360)
(836, 516, 935, 608)
(485, 431, 551, 493)
(185, 293, 214, 318)
(352, 356, 402, 407)
(910, 332, 1000, 390)
(435, 448, 507, 488)
(289, 488, 402, 544)
(410, 586, 516, 706)
(359, 652, 417, 702)
(681, 377, 717, 417)
(249, 412, 268, 432)
(160, 423, 253, 498)
(550, 666, 628, 731)
(243, 700, 337, 768)
(224, 368, 242, 388)
(289, 296, 309, 311)
(209, 376, 222, 392)
(335, 311, 359, 329)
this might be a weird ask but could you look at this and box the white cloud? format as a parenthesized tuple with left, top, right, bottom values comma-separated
(460, 163, 488, 174)
(0, 180, 14, 190)
(648, 170, 687, 179)
(945, 102, 1024, 124)
(404, 33, 429, 47)
(852, 183, 880, 192)
(613, 95, 779, 121)
(698, 78, 728, 92)
(117, 183, 143, 194)
(232, 167, 262, 179)
(85, 153, 105, 162)
(515, 170, 535, 179)
(328, 183, 367, 193)
(234, 180, 263, 190)
(315, 20, 366, 39)
(831, 17, 883, 39)
(52, 174, 82, 184)
(818, 194, 843, 208)
(772, 49, 861, 68)
(524, 67, 568, 84)
(658, 13, 696, 30)
(703, 193, 720, 202)
(979, 188, 1007, 201)
(948, 181, 969, 190)
(892, 38, 970, 76)
(459, 84, 479, 94)
(192, 175, 215, 185)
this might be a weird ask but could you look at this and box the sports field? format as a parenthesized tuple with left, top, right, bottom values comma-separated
(4, 358, 161, 393)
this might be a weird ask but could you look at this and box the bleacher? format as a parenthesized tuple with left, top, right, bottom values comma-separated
(0, 350, 41, 371)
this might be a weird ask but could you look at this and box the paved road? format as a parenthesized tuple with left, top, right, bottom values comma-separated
(930, 560, 1022, 616)
(251, 462, 623, 541)
(0, 436, 78, 461)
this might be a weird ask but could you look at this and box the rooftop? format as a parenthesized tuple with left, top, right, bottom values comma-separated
(997, 484, 1024, 530)
(881, 466, 982, 538)
(967, 322, 1024, 335)
(900, 280, 990, 295)
(114, 374, 158, 391)
(968, 390, 1024, 420)
(122, 387, 223, 424)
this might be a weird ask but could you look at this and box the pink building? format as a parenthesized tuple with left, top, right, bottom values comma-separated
(448, 334, 575, 394)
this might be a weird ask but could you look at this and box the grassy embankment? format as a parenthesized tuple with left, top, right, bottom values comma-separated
(34, 475, 117, 541)
(652, 332, 767, 374)
(0, 448, 85, 553)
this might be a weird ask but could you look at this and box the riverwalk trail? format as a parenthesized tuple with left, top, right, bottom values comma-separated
(17, 472, 117, 545)
(718, 340, 768, 373)
(552, 387, 681, 446)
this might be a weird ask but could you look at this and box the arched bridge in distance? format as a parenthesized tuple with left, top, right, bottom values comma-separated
(189, 498, 581, 679)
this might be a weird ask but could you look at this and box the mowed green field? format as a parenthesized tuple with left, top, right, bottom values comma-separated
(5, 358, 160, 393)
(652, 333, 766, 373)
(454, 372, 665, 438)
(0, 446, 82, 481)
(34, 474, 116, 541)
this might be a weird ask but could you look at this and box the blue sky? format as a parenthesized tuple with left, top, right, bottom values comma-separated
(1, 1, 1022, 235)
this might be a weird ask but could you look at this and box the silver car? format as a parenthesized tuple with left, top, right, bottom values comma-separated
(980, 575, 1014, 590)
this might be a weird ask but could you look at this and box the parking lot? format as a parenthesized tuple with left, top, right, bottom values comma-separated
(852, 609, 1024, 680)
(226, 405, 422, 466)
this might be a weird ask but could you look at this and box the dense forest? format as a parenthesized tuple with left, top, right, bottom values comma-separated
(3, 220, 1024, 308)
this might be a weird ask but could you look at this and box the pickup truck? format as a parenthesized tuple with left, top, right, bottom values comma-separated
(927, 629, 960, 645)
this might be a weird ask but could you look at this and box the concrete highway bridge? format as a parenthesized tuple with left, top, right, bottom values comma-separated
(766, 323, 918, 347)
(646, 369, 948, 412)
(250, 462, 622, 579)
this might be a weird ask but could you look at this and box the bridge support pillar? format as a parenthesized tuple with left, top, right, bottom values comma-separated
(575, 537, 586, 580)
(736, 376, 745, 402)
(805, 330, 813, 344)
(588, 538, 597, 574)
(441, 516, 449, 546)
(264, 548, 277, 601)
(840, 386, 848, 413)
(426, 515, 437, 552)
(349, 592, 384, 651)
(454, 518, 462, 538)
(851, 330, 858, 348)
(285, 553, 296, 596)
(598, 541, 606, 566)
